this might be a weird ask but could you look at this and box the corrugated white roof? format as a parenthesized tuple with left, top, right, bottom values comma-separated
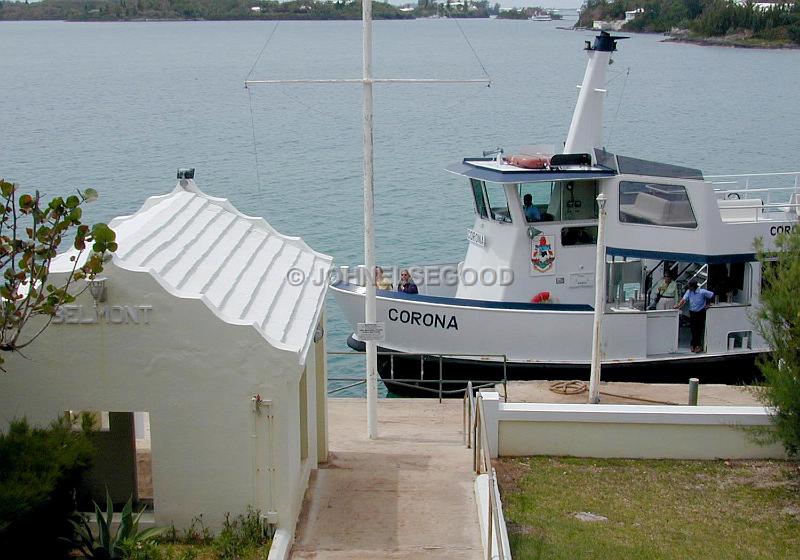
(56, 180, 332, 363)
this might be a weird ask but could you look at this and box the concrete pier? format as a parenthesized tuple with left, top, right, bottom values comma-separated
(291, 399, 483, 559)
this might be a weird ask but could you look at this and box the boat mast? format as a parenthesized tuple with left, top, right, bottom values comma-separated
(363, 0, 379, 440)
(563, 31, 625, 160)
(246, 8, 488, 440)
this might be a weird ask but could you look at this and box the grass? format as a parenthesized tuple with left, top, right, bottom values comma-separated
(496, 457, 800, 560)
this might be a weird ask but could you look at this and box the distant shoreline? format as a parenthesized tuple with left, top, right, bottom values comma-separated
(663, 31, 800, 50)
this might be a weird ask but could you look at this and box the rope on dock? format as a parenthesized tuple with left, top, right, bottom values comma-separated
(549, 380, 678, 405)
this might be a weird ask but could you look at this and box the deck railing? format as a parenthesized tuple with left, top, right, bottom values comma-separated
(327, 351, 508, 402)
(708, 171, 800, 211)
(464, 382, 509, 560)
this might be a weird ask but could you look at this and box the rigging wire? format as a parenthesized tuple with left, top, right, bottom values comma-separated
(605, 66, 631, 148)
(452, 18, 492, 86)
(246, 22, 280, 82)
(247, 87, 264, 207)
(245, 22, 280, 207)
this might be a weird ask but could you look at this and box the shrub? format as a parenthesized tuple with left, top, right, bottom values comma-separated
(211, 508, 270, 560)
(754, 230, 800, 456)
(0, 416, 94, 558)
(67, 491, 165, 559)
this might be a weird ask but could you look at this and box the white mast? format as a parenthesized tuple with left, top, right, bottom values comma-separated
(564, 31, 625, 160)
(362, 0, 379, 440)
(246, 10, 489, 440)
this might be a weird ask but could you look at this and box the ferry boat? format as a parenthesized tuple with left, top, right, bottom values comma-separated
(331, 31, 799, 397)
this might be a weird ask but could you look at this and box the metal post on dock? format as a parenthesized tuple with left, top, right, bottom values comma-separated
(688, 378, 699, 406)
(588, 193, 608, 404)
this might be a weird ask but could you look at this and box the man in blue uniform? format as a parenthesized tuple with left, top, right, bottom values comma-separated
(523, 193, 541, 221)
(674, 280, 714, 353)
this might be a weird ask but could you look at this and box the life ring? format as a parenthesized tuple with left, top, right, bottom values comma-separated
(531, 291, 551, 303)
(506, 155, 550, 169)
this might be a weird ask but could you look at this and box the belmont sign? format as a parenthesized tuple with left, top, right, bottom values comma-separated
(53, 305, 153, 325)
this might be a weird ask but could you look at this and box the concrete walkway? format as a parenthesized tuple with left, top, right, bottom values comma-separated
(291, 399, 483, 559)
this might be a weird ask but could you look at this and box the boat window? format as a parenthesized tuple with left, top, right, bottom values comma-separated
(546, 181, 599, 221)
(709, 262, 751, 304)
(561, 225, 598, 246)
(484, 183, 512, 223)
(619, 181, 698, 228)
(518, 182, 553, 222)
(470, 179, 489, 219)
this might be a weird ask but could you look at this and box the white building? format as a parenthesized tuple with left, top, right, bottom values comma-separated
(625, 8, 644, 21)
(0, 178, 333, 545)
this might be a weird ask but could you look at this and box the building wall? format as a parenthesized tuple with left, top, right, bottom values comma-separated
(0, 265, 312, 532)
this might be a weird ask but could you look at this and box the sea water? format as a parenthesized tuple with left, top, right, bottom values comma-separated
(1, 20, 799, 396)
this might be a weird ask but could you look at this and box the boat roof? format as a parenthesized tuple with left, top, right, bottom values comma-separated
(446, 157, 616, 184)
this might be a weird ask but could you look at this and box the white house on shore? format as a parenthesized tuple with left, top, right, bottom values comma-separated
(0, 177, 333, 549)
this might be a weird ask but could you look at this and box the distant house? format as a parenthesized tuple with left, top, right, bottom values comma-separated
(0, 178, 333, 548)
(625, 8, 644, 22)
(251, 6, 262, 12)
(593, 19, 624, 31)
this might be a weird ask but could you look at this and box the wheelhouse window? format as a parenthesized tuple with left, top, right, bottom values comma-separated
(561, 225, 598, 246)
(519, 182, 552, 222)
(470, 179, 489, 219)
(519, 180, 598, 222)
(484, 182, 512, 223)
(619, 181, 697, 228)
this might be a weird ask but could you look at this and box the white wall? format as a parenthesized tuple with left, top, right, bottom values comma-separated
(0, 265, 313, 533)
(479, 393, 785, 460)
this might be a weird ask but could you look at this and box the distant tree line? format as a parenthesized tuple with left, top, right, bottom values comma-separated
(578, 0, 800, 45)
(0, 0, 542, 21)
(0, 0, 413, 21)
(498, 6, 562, 18)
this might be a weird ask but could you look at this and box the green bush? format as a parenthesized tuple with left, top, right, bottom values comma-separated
(0, 417, 95, 558)
(754, 229, 800, 456)
(67, 491, 166, 559)
(211, 508, 270, 560)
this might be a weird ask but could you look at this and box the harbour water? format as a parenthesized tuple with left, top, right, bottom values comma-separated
(2, 20, 799, 395)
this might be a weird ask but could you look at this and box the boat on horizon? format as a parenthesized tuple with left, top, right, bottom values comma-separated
(331, 31, 799, 397)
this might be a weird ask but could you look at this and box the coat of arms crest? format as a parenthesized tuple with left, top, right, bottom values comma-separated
(531, 235, 555, 272)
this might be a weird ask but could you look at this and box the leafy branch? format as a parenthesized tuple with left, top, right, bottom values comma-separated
(0, 179, 116, 369)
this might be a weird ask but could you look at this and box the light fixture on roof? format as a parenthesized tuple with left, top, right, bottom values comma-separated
(88, 277, 107, 304)
(177, 168, 195, 188)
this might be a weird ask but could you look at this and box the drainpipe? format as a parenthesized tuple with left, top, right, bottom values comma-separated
(252, 395, 278, 534)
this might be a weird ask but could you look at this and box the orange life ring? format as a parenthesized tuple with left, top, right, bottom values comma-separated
(506, 155, 550, 169)
(531, 291, 551, 303)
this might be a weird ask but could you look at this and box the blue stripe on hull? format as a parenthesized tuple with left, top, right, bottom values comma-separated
(606, 246, 757, 264)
